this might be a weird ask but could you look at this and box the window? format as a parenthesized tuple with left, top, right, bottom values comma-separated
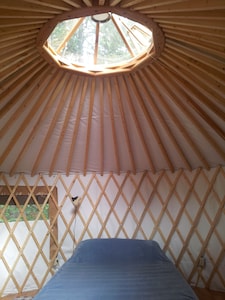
(0, 195, 49, 223)
(0, 186, 58, 294)
(0, 186, 58, 259)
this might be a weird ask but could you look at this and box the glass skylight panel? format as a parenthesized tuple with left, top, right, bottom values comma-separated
(47, 12, 153, 71)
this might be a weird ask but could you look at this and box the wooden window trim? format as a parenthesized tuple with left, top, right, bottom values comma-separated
(0, 186, 58, 260)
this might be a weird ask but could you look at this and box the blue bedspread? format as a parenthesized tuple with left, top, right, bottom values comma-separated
(33, 239, 198, 299)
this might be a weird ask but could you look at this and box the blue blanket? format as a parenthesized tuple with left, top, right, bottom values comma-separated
(33, 239, 198, 299)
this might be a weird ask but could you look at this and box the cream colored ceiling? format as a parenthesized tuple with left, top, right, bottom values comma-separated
(0, 0, 225, 175)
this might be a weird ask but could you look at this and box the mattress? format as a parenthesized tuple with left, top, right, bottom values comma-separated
(33, 238, 198, 300)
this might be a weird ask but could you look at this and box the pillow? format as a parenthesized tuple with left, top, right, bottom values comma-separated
(71, 238, 170, 264)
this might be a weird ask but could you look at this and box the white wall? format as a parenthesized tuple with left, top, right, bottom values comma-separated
(0, 221, 50, 295)
(0, 166, 224, 296)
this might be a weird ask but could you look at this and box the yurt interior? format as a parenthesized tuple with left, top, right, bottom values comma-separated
(0, 0, 225, 299)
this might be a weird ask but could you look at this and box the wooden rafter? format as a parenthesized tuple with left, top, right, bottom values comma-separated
(149, 65, 212, 169)
(130, 73, 191, 171)
(111, 14, 134, 57)
(0, 64, 50, 139)
(107, 78, 121, 174)
(154, 63, 225, 161)
(113, 77, 136, 172)
(141, 0, 225, 13)
(8, 71, 66, 175)
(123, 76, 156, 172)
(94, 22, 100, 64)
(56, 17, 84, 53)
(31, 73, 72, 175)
(49, 77, 80, 175)
(84, 78, 96, 175)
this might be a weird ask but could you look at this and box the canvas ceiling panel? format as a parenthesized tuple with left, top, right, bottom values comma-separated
(149, 67, 211, 170)
(126, 116, 160, 172)
(170, 70, 225, 132)
(134, 68, 190, 171)
(101, 115, 120, 172)
(55, 109, 86, 173)
(20, 125, 60, 174)
(112, 87, 156, 172)
(111, 116, 134, 169)
(161, 119, 208, 169)
(82, 82, 106, 171)
(0, 1, 225, 175)
(2, 76, 68, 173)
(0, 124, 42, 174)
(163, 46, 225, 101)
(31, 81, 75, 172)
(69, 124, 89, 172)
(1, 82, 46, 147)
(175, 102, 225, 162)
(84, 116, 105, 172)
(34, 85, 82, 172)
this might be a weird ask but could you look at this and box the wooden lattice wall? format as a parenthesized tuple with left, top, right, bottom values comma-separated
(0, 166, 224, 297)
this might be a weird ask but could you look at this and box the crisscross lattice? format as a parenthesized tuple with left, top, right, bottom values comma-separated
(0, 166, 224, 297)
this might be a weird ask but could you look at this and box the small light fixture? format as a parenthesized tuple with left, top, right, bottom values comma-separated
(71, 196, 81, 252)
(71, 196, 81, 207)
(91, 12, 111, 23)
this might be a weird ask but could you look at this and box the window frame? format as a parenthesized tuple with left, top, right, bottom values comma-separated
(0, 186, 58, 260)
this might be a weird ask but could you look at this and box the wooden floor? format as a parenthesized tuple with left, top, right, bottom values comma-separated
(193, 287, 225, 300)
(1, 290, 37, 300)
(1, 288, 225, 300)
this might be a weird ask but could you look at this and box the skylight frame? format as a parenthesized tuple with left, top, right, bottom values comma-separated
(37, 7, 164, 76)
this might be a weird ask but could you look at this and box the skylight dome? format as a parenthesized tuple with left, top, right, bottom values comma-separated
(38, 8, 164, 76)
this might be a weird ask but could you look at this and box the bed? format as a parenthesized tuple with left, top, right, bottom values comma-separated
(33, 238, 198, 299)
